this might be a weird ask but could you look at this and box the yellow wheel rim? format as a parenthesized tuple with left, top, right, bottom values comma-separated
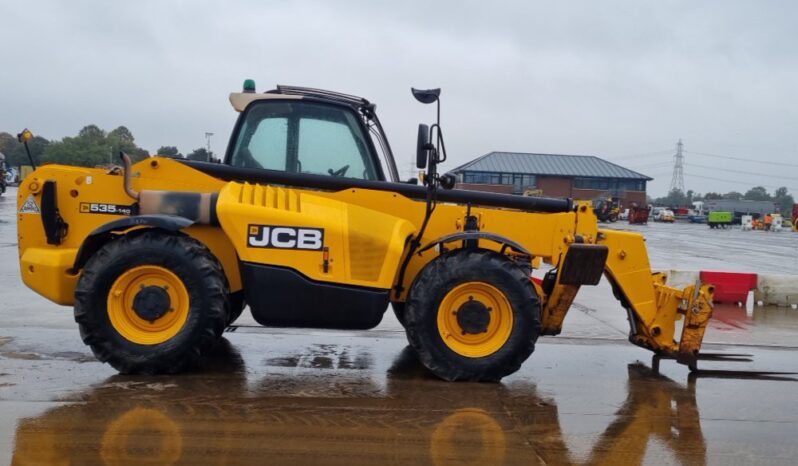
(437, 282, 513, 358)
(107, 265, 190, 345)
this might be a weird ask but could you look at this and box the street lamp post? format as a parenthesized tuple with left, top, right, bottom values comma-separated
(204, 132, 214, 162)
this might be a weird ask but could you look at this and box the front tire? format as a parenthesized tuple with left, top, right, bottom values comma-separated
(391, 302, 407, 327)
(74, 231, 228, 374)
(404, 250, 541, 382)
(226, 291, 246, 326)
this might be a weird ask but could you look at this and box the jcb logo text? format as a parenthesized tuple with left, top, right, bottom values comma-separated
(247, 225, 324, 250)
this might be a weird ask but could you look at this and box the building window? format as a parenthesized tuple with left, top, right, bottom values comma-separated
(461, 171, 536, 193)
(574, 177, 610, 190)
(574, 178, 645, 192)
(621, 180, 645, 191)
(463, 172, 489, 183)
(512, 174, 536, 193)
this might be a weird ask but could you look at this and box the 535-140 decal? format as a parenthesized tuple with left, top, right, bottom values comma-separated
(80, 203, 136, 216)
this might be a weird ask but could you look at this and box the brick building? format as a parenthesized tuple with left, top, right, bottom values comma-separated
(451, 151, 651, 207)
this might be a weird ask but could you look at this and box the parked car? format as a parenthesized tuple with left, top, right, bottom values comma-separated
(654, 208, 675, 223)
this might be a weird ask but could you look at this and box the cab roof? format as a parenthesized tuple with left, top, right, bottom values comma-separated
(229, 84, 374, 113)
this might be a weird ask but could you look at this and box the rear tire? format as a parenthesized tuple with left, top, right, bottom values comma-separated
(74, 231, 228, 374)
(404, 249, 541, 381)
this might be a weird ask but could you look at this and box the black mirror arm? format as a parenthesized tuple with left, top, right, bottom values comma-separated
(430, 123, 447, 164)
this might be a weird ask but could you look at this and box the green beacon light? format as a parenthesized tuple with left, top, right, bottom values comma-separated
(243, 79, 256, 93)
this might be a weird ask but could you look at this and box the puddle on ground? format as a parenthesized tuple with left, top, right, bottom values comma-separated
(263, 343, 373, 370)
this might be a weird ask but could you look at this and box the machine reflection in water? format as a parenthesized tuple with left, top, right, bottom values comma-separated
(12, 342, 707, 466)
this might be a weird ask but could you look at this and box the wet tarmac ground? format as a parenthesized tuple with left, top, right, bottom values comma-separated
(2, 186, 798, 465)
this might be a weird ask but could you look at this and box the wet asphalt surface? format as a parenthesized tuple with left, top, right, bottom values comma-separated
(1, 186, 798, 465)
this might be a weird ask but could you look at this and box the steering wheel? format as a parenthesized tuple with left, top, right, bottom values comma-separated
(328, 164, 350, 177)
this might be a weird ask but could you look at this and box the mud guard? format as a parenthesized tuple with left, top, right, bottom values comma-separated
(417, 231, 532, 256)
(72, 214, 195, 271)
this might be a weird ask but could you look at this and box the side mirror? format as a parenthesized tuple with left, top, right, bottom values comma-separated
(416, 123, 429, 169)
(411, 88, 440, 104)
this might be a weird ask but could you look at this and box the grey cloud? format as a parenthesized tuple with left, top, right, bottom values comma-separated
(1, 0, 796, 196)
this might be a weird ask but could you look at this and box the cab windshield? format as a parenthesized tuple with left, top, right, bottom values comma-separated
(230, 101, 381, 181)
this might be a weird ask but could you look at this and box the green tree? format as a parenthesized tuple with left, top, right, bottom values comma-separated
(108, 126, 134, 143)
(773, 186, 794, 215)
(654, 188, 688, 207)
(0, 132, 15, 154)
(186, 147, 214, 161)
(0, 132, 50, 167)
(744, 186, 771, 201)
(78, 125, 106, 143)
(156, 146, 182, 158)
(703, 192, 723, 200)
(109, 126, 148, 162)
(722, 191, 743, 200)
(42, 125, 150, 167)
(44, 133, 110, 167)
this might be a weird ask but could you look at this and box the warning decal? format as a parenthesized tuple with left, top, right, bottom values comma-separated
(19, 194, 40, 214)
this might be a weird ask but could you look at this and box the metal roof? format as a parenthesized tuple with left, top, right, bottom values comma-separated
(450, 151, 652, 180)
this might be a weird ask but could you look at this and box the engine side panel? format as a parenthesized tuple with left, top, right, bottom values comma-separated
(17, 159, 243, 305)
(215, 181, 416, 290)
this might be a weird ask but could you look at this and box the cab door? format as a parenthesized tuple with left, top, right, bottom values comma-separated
(219, 99, 410, 329)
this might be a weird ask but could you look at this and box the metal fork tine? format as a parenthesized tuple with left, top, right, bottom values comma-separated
(689, 370, 798, 382)
(695, 353, 753, 362)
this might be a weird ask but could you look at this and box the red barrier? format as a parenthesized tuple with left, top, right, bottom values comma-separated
(700, 271, 758, 304)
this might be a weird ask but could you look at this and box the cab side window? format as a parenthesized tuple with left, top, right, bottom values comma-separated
(231, 103, 291, 170)
(230, 100, 379, 180)
(245, 118, 288, 171)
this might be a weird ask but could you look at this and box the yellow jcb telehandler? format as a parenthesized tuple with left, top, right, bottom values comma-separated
(16, 81, 715, 381)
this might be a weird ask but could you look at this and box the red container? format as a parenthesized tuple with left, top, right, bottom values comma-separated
(628, 206, 649, 225)
(699, 271, 758, 304)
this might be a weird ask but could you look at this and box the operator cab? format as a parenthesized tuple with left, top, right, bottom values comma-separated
(224, 81, 400, 182)
(177, 80, 572, 215)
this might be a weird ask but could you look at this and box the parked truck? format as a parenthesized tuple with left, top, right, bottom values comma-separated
(703, 199, 779, 225)
(708, 211, 733, 229)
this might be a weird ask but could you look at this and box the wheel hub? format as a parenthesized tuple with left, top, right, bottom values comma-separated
(455, 298, 491, 334)
(132, 285, 172, 322)
(437, 281, 514, 358)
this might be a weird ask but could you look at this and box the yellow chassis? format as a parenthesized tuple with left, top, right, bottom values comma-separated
(17, 158, 714, 362)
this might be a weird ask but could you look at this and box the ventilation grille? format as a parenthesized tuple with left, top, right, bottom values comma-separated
(235, 183, 301, 212)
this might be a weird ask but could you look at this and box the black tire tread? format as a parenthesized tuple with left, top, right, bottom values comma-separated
(404, 249, 541, 382)
(226, 291, 246, 326)
(74, 231, 228, 374)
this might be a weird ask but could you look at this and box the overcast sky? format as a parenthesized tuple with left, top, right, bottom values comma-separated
(1, 1, 796, 196)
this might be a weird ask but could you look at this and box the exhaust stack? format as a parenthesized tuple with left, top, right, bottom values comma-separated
(119, 152, 217, 225)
